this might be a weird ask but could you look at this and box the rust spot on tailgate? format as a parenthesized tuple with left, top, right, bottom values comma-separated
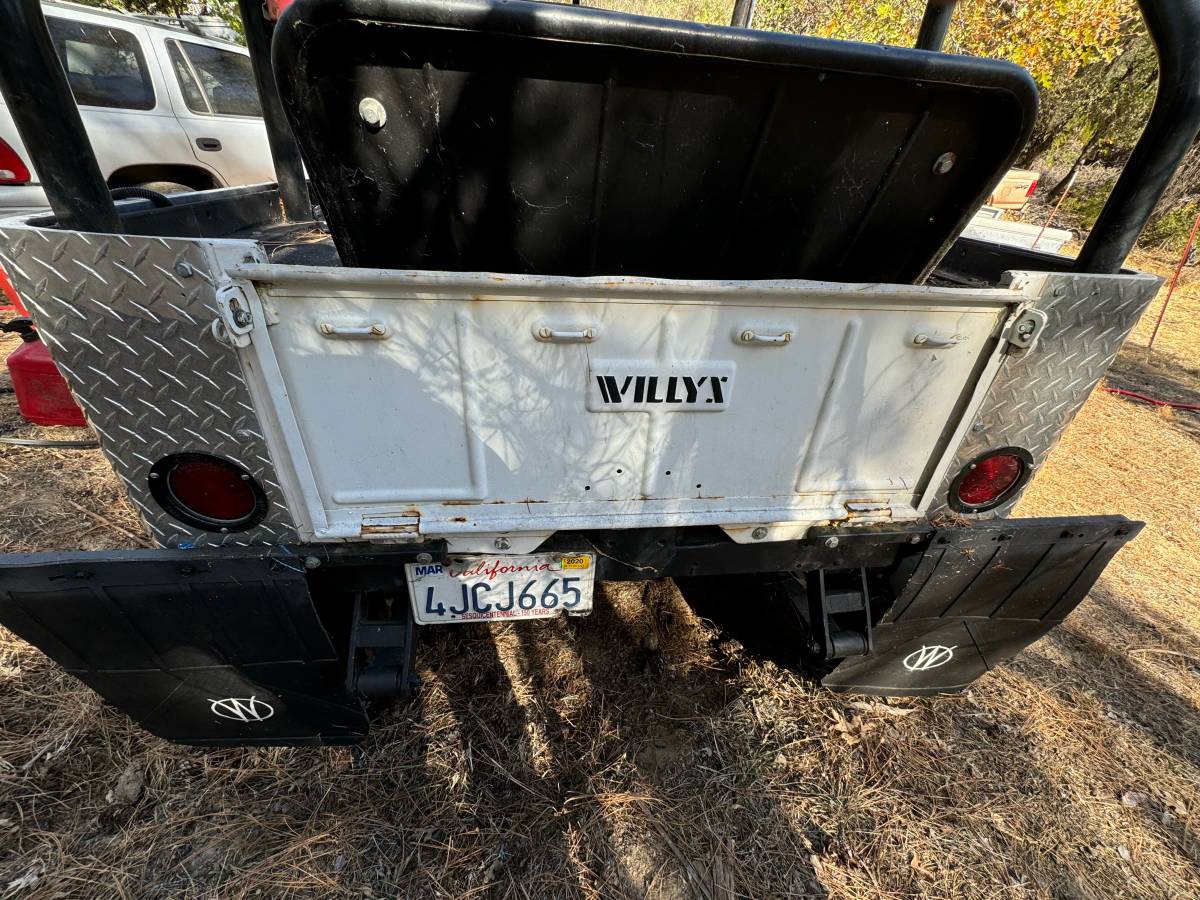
(361, 522, 420, 535)
(843, 500, 892, 518)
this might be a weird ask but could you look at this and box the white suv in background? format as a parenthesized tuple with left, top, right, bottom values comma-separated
(0, 1, 275, 217)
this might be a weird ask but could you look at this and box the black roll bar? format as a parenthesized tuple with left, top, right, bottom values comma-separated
(730, 0, 756, 29)
(915, 0, 958, 52)
(0, 0, 120, 233)
(236, 0, 310, 222)
(1076, 0, 1200, 273)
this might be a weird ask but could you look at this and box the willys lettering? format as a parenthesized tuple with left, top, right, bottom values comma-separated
(587, 362, 735, 412)
(595, 374, 728, 405)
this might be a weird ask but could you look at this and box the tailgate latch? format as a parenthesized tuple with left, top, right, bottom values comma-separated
(211, 281, 255, 348)
(1002, 305, 1048, 354)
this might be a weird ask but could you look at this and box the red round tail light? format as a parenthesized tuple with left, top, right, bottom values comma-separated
(148, 453, 267, 532)
(950, 449, 1032, 512)
(0, 138, 31, 186)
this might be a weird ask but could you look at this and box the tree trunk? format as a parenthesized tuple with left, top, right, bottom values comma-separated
(1047, 161, 1079, 203)
(1048, 135, 1099, 203)
(1016, 131, 1057, 170)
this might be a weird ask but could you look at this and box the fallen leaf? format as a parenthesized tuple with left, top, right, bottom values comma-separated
(829, 710, 876, 746)
(848, 701, 918, 718)
(112, 761, 145, 806)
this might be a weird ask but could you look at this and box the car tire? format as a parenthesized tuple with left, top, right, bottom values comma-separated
(134, 181, 195, 195)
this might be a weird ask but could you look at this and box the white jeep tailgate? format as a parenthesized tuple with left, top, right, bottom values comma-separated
(233, 269, 1016, 544)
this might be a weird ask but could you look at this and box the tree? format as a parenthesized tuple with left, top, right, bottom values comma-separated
(72, 0, 243, 38)
(755, 0, 1140, 87)
(1019, 30, 1156, 175)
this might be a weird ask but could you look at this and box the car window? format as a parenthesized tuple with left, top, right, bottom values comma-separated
(46, 17, 155, 111)
(173, 40, 261, 118)
(166, 40, 210, 114)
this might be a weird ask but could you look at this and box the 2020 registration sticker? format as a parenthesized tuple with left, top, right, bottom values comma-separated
(405, 553, 595, 625)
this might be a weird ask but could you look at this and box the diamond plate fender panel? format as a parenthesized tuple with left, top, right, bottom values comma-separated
(0, 224, 298, 547)
(928, 271, 1161, 517)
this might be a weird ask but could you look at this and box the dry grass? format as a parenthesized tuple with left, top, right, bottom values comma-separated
(2, 253, 1200, 899)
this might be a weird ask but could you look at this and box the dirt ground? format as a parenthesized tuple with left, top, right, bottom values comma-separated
(1, 253, 1200, 899)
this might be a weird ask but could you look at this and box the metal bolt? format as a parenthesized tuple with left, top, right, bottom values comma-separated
(174, 261, 194, 278)
(741, 330, 756, 343)
(148, 471, 159, 480)
(416, 552, 433, 564)
(824, 536, 839, 549)
(807, 639, 823, 656)
(932, 152, 956, 175)
(359, 97, 387, 129)
(913, 333, 929, 345)
(240, 473, 251, 481)
(752, 526, 768, 540)
(369, 324, 387, 336)
(972, 420, 985, 432)
(234, 428, 256, 441)
(494, 537, 511, 551)
(304, 556, 322, 569)
(909, 534, 923, 544)
(232, 308, 252, 328)
(1018, 322, 1035, 336)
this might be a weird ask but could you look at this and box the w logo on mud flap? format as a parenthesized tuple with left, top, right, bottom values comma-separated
(209, 695, 275, 723)
(902, 645, 956, 672)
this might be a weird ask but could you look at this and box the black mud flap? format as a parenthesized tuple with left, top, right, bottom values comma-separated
(0, 550, 368, 747)
(821, 516, 1143, 696)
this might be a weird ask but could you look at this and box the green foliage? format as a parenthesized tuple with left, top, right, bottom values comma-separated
(1022, 31, 1155, 170)
(69, 0, 243, 40)
(1058, 179, 1114, 231)
(755, 0, 1138, 88)
(588, 0, 733, 24)
(1140, 201, 1200, 252)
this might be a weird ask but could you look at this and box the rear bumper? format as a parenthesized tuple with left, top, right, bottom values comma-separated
(0, 516, 1141, 746)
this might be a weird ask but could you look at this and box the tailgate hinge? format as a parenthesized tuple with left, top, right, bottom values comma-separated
(360, 512, 422, 541)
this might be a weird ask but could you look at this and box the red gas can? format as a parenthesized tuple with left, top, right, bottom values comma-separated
(5, 331, 88, 427)
(0, 263, 23, 313)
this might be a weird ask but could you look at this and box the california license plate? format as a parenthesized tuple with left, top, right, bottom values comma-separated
(405, 553, 595, 625)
